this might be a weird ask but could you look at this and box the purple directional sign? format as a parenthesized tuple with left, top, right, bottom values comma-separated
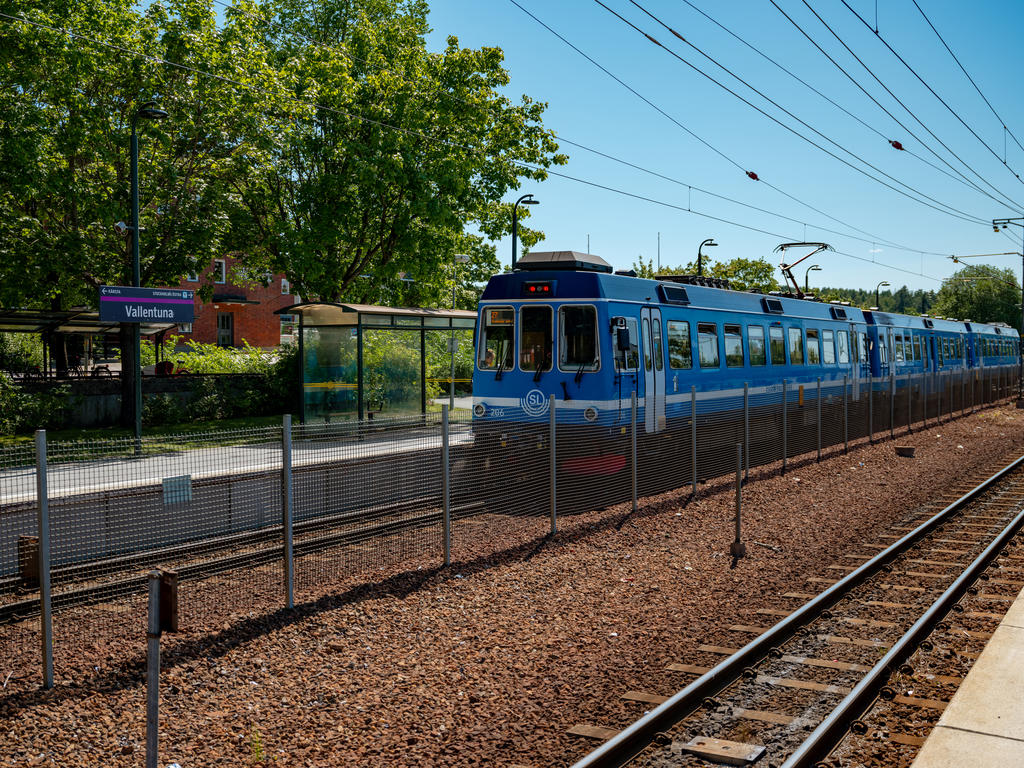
(99, 285, 195, 323)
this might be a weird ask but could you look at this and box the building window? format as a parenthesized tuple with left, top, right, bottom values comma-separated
(178, 323, 193, 334)
(186, 272, 198, 282)
(214, 259, 226, 284)
(281, 278, 291, 295)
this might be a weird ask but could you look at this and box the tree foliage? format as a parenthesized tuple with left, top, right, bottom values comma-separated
(0, 0, 564, 309)
(631, 255, 779, 292)
(932, 264, 1021, 330)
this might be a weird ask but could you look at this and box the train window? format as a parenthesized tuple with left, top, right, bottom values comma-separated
(519, 306, 552, 373)
(748, 326, 766, 366)
(698, 323, 720, 368)
(788, 328, 804, 365)
(878, 336, 888, 364)
(837, 331, 850, 364)
(822, 330, 836, 364)
(479, 306, 515, 370)
(642, 318, 652, 371)
(769, 327, 785, 365)
(806, 329, 821, 365)
(724, 324, 744, 367)
(616, 318, 640, 371)
(559, 305, 599, 371)
(913, 336, 921, 361)
(938, 338, 945, 365)
(667, 321, 692, 369)
(894, 333, 905, 363)
(857, 332, 868, 363)
(653, 319, 664, 371)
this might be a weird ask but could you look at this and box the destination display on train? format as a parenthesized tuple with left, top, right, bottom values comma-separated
(98, 285, 195, 323)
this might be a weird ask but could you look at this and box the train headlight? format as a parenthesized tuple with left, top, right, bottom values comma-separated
(583, 406, 599, 422)
(473, 403, 486, 417)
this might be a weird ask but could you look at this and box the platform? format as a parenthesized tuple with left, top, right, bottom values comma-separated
(911, 584, 1024, 767)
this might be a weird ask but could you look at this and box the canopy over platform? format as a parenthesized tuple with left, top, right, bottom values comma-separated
(276, 302, 477, 421)
(275, 301, 476, 328)
(0, 307, 178, 336)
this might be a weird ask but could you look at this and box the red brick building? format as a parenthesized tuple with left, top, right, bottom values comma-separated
(173, 255, 297, 349)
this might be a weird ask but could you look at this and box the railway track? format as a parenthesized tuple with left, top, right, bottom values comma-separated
(569, 454, 1024, 768)
(0, 497, 484, 623)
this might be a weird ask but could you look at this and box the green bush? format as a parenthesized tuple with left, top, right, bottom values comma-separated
(0, 373, 72, 436)
(0, 333, 43, 375)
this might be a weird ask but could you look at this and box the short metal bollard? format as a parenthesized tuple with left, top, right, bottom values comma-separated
(730, 443, 746, 563)
(146, 571, 161, 768)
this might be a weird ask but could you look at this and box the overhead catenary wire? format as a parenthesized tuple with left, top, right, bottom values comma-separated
(594, 0, 991, 226)
(910, 0, 1024, 162)
(505, 0, 981, 253)
(557, 135, 958, 258)
(788, 0, 1024, 214)
(0, 9, 969, 286)
(674, 0, 1010, 210)
(841, 0, 1024, 186)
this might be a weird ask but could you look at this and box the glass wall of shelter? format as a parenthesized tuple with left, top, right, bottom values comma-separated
(278, 303, 477, 421)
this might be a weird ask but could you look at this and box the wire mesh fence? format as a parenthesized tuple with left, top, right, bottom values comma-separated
(0, 364, 1018, 692)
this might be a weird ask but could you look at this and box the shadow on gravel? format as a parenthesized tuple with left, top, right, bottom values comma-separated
(0, 438, 868, 715)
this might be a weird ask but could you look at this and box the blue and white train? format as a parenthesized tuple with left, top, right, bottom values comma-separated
(470, 250, 1019, 497)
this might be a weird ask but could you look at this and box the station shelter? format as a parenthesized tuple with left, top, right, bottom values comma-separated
(275, 303, 477, 422)
(0, 308, 178, 376)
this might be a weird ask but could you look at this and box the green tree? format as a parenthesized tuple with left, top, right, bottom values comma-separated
(932, 264, 1021, 329)
(234, 0, 565, 304)
(630, 255, 779, 292)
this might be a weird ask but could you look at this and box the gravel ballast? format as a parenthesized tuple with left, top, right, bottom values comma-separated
(3, 405, 1024, 767)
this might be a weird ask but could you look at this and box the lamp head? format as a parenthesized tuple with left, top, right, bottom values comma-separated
(136, 101, 169, 121)
(453, 253, 471, 264)
(521, 195, 539, 205)
(810, 264, 821, 271)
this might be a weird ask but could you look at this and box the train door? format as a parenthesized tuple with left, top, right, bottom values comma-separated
(877, 328, 892, 377)
(640, 307, 666, 433)
(848, 323, 863, 398)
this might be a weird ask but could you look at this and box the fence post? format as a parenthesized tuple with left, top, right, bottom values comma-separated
(743, 382, 750, 482)
(868, 373, 874, 443)
(441, 405, 451, 566)
(146, 571, 161, 768)
(938, 370, 943, 423)
(691, 385, 698, 495)
(781, 379, 788, 475)
(281, 415, 294, 610)
(843, 375, 849, 453)
(816, 377, 822, 462)
(549, 395, 557, 535)
(906, 373, 912, 433)
(34, 430, 53, 690)
(889, 372, 895, 440)
(731, 443, 745, 561)
(631, 391, 638, 515)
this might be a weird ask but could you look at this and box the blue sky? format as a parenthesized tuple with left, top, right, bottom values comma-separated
(424, 0, 1024, 292)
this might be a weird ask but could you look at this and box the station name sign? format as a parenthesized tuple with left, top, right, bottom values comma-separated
(99, 285, 195, 323)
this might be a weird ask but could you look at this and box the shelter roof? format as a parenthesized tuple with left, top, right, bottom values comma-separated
(275, 302, 476, 328)
(0, 308, 178, 336)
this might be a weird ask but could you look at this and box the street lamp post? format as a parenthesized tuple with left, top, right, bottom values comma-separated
(450, 254, 471, 410)
(993, 217, 1024, 402)
(875, 280, 890, 310)
(804, 264, 822, 294)
(511, 194, 539, 270)
(697, 238, 717, 277)
(130, 101, 169, 451)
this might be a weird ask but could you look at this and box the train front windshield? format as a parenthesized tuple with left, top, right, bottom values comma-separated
(479, 307, 515, 370)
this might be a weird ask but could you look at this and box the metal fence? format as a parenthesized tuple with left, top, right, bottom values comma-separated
(0, 365, 1017, 691)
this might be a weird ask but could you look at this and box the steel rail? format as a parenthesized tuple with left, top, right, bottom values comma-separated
(783, 497, 1024, 767)
(570, 453, 1024, 768)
